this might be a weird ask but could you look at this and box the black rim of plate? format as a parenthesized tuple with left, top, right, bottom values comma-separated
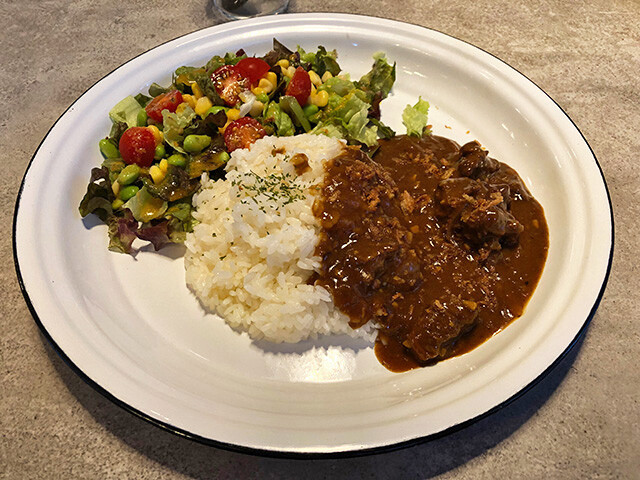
(12, 13, 615, 459)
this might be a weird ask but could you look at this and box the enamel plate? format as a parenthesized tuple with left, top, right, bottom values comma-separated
(14, 13, 613, 456)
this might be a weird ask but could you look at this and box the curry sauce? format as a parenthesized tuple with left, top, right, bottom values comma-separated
(313, 135, 548, 372)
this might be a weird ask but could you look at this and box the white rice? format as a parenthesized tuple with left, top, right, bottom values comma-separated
(185, 134, 374, 343)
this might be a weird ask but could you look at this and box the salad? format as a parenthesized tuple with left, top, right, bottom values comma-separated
(79, 39, 429, 254)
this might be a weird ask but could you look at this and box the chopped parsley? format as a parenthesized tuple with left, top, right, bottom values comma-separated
(231, 170, 306, 209)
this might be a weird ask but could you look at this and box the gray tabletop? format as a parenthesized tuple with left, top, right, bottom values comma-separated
(2, 1, 638, 478)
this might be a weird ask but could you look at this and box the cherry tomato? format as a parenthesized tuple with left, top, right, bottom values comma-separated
(211, 65, 249, 106)
(223, 117, 266, 152)
(118, 127, 156, 167)
(235, 57, 271, 86)
(145, 90, 183, 123)
(285, 67, 312, 106)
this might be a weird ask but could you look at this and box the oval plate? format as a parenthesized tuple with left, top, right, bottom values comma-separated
(13, 13, 613, 456)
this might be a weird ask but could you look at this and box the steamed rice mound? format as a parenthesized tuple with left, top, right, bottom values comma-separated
(185, 134, 372, 343)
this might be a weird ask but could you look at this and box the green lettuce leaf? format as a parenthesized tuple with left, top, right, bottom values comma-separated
(310, 119, 347, 139)
(163, 199, 196, 240)
(173, 66, 223, 105)
(296, 45, 315, 64)
(174, 66, 198, 77)
(205, 55, 225, 74)
(310, 53, 396, 147)
(162, 106, 196, 153)
(309, 90, 379, 146)
(164, 200, 192, 223)
(369, 118, 395, 139)
(346, 108, 378, 146)
(123, 186, 168, 223)
(134, 93, 151, 107)
(109, 96, 143, 128)
(320, 76, 355, 96)
(108, 121, 128, 143)
(148, 83, 167, 97)
(297, 45, 341, 76)
(402, 97, 430, 136)
(356, 53, 396, 101)
(312, 46, 341, 77)
(224, 50, 247, 66)
(78, 166, 115, 222)
(330, 91, 368, 122)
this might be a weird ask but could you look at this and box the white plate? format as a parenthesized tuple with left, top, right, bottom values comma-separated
(14, 13, 613, 456)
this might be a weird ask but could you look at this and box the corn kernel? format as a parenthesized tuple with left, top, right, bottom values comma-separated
(285, 66, 296, 78)
(310, 90, 329, 107)
(251, 86, 265, 96)
(176, 102, 188, 115)
(111, 180, 120, 196)
(276, 59, 290, 69)
(182, 94, 196, 109)
(159, 159, 169, 173)
(220, 120, 231, 134)
(226, 108, 241, 121)
(309, 70, 321, 87)
(149, 165, 164, 184)
(257, 78, 274, 93)
(321, 71, 333, 82)
(195, 96, 213, 117)
(147, 125, 164, 145)
(249, 101, 264, 117)
(175, 73, 190, 86)
(191, 82, 203, 99)
(266, 71, 277, 85)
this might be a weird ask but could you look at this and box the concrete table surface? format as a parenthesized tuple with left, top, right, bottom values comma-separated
(2, 1, 638, 478)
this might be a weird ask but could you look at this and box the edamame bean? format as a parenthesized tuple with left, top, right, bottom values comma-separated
(137, 109, 148, 126)
(256, 93, 269, 104)
(303, 104, 319, 117)
(119, 185, 139, 202)
(99, 139, 120, 159)
(205, 106, 228, 117)
(167, 154, 187, 168)
(183, 134, 211, 153)
(154, 144, 166, 160)
(219, 151, 230, 163)
(111, 198, 124, 210)
(116, 164, 140, 186)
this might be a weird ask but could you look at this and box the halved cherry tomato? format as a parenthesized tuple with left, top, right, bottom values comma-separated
(235, 57, 271, 86)
(223, 117, 266, 152)
(119, 127, 156, 167)
(285, 67, 311, 107)
(145, 90, 183, 123)
(211, 65, 249, 106)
